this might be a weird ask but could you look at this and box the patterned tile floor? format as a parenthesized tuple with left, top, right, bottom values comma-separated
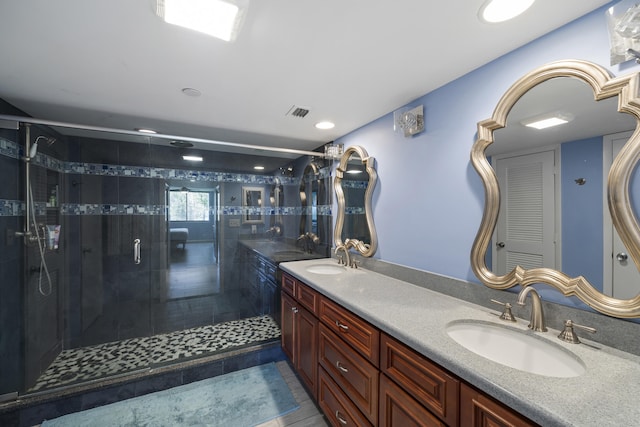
(29, 315, 281, 392)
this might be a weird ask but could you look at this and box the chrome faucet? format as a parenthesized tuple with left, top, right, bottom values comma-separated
(297, 232, 319, 253)
(516, 286, 547, 332)
(266, 225, 281, 239)
(334, 243, 351, 268)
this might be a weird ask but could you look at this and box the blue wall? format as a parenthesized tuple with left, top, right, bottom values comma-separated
(561, 137, 603, 289)
(334, 4, 639, 307)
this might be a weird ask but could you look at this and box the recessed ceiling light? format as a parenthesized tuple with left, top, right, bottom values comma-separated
(183, 155, 203, 162)
(522, 115, 570, 130)
(478, 0, 535, 23)
(136, 128, 157, 134)
(156, 0, 241, 42)
(315, 121, 335, 130)
(182, 87, 202, 97)
(254, 165, 265, 170)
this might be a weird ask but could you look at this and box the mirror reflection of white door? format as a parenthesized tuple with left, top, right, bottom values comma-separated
(603, 131, 640, 299)
(493, 149, 557, 275)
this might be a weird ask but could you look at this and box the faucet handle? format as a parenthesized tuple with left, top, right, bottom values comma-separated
(490, 299, 517, 322)
(350, 260, 361, 269)
(337, 255, 344, 265)
(557, 319, 596, 344)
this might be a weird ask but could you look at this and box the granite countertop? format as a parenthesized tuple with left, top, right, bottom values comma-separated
(238, 239, 327, 264)
(279, 258, 640, 427)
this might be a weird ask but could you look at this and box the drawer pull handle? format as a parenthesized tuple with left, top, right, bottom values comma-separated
(335, 320, 349, 331)
(335, 410, 348, 425)
(336, 361, 349, 373)
(292, 307, 299, 313)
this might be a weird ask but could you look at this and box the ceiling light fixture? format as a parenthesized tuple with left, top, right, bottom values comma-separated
(315, 121, 335, 130)
(183, 155, 203, 162)
(254, 165, 265, 170)
(136, 128, 157, 134)
(478, 0, 535, 23)
(522, 114, 572, 130)
(156, 0, 242, 42)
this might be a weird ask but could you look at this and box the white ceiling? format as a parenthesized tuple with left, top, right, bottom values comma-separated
(0, 0, 612, 152)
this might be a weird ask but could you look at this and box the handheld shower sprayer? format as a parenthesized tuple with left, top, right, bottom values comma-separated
(29, 135, 57, 159)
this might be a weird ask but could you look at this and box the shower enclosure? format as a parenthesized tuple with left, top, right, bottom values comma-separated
(0, 117, 330, 401)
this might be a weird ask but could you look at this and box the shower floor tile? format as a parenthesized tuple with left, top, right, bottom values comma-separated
(29, 315, 281, 392)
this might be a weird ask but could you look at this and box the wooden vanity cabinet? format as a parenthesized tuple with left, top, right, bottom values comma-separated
(281, 274, 318, 399)
(281, 272, 538, 427)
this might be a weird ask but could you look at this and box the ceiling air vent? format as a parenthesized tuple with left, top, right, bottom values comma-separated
(286, 105, 311, 118)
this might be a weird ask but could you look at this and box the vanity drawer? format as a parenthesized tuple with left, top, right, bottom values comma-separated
(319, 323, 379, 424)
(318, 367, 373, 427)
(296, 281, 319, 314)
(460, 383, 538, 427)
(380, 333, 459, 426)
(282, 273, 296, 296)
(379, 374, 446, 427)
(319, 296, 380, 366)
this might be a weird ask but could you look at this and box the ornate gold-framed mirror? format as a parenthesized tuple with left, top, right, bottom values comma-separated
(299, 162, 320, 236)
(471, 59, 640, 318)
(334, 145, 378, 257)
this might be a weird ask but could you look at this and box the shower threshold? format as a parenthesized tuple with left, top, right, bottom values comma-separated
(28, 314, 281, 393)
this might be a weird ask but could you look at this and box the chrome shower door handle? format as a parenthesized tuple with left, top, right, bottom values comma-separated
(134, 239, 141, 264)
(616, 252, 628, 262)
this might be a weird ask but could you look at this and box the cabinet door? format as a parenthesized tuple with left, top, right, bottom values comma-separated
(281, 291, 296, 361)
(379, 374, 446, 427)
(460, 383, 537, 427)
(296, 305, 319, 399)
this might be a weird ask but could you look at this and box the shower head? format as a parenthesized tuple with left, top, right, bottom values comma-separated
(29, 135, 57, 158)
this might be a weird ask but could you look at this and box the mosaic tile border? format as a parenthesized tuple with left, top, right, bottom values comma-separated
(0, 137, 20, 159)
(0, 201, 335, 217)
(0, 136, 331, 186)
(0, 137, 335, 217)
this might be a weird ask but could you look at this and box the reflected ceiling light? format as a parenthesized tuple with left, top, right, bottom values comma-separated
(315, 121, 335, 130)
(479, 0, 535, 23)
(346, 169, 362, 175)
(183, 155, 203, 161)
(136, 128, 157, 134)
(254, 165, 265, 170)
(156, 0, 242, 42)
(522, 115, 570, 130)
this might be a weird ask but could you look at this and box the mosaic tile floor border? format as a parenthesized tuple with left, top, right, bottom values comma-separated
(29, 315, 281, 392)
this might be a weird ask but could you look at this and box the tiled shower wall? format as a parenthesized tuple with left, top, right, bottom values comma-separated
(0, 128, 333, 396)
(0, 131, 22, 398)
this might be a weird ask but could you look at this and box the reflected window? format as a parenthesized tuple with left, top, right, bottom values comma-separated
(169, 191, 210, 221)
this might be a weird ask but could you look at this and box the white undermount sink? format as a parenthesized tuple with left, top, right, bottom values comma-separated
(305, 264, 345, 275)
(446, 321, 585, 378)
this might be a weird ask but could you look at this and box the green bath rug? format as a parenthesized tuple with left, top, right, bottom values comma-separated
(42, 362, 299, 426)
